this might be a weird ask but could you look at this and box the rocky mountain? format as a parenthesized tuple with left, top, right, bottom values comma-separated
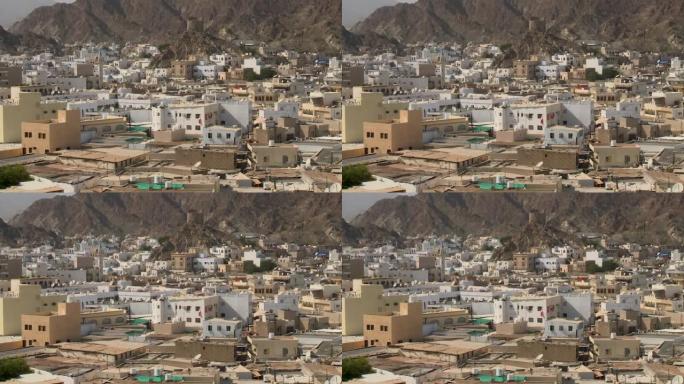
(4, 193, 344, 249)
(350, 0, 684, 53)
(10, 0, 341, 54)
(348, 193, 684, 249)
(0, 25, 61, 54)
(342, 26, 404, 54)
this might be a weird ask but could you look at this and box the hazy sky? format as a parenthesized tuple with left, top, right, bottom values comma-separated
(343, 0, 417, 28)
(341, 193, 413, 221)
(0, 193, 62, 221)
(0, 0, 75, 28)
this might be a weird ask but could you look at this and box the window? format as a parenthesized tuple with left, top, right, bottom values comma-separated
(207, 133, 212, 139)
(568, 326, 573, 331)
(550, 133, 555, 139)
(195, 318, 201, 323)
(549, 325, 555, 331)
(537, 318, 543, 323)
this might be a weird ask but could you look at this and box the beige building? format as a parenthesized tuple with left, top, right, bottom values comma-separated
(342, 280, 408, 336)
(171, 253, 196, 272)
(590, 143, 641, 169)
(21, 302, 81, 347)
(81, 308, 127, 329)
(0, 280, 67, 336)
(248, 336, 299, 362)
(0, 87, 66, 144)
(363, 302, 423, 347)
(342, 88, 408, 144)
(171, 60, 196, 80)
(81, 115, 128, 137)
(513, 253, 536, 272)
(514, 60, 538, 80)
(249, 144, 299, 169)
(590, 336, 641, 361)
(22, 110, 81, 154)
(363, 109, 423, 155)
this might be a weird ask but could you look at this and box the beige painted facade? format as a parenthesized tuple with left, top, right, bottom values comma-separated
(0, 280, 67, 336)
(590, 144, 641, 169)
(248, 336, 299, 362)
(341, 88, 408, 144)
(342, 280, 408, 336)
(249, 144, 299, 169)
(21, 302, 81, 347)
(22, 110, 81, 154)
(0, 88, 66, 144)
(363, 109, 423, 155)
(363, 302, 423, 347)
(81, 308, 127, 329)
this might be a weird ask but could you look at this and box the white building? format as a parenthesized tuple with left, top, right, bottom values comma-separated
(202, 318, 243, 338)
(152, 100, 251, 135)
(535, 256, 561, 272)
(494, 103, 562, 136)
(202, 126, 242, 145)
(544, 126, 585, 146)
(152, 295, 219, 328)
(494, 295, 562, 329)
(152, 103, 219, 136)
(193, 257, 219, 273)
(544, 318, 584, 338)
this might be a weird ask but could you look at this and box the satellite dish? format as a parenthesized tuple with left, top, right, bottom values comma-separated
(673, 376, 684, 384)
(671, 183, 684, 193)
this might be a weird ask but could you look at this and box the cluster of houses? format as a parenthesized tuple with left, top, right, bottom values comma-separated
(341, 43, 684, 193)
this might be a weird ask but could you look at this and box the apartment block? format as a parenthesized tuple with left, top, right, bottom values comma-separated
(0, 280, 67, 336)
(0, 88, 66, 143)
(363, 302, 423, 347)
(21, 302, 81, 347)
(22, 110, 81, 154)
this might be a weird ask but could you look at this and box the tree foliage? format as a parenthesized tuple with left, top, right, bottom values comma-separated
(244, 259, 278, 274)
(244, 67, 277, 81)
(586, 67, 620, 82)
(342, 165, 374, 189)
(0, 358, 31, 381)
(586, 259, 620, 274)
(0, 165, 32, 189)
(342, 357, 373, 381)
